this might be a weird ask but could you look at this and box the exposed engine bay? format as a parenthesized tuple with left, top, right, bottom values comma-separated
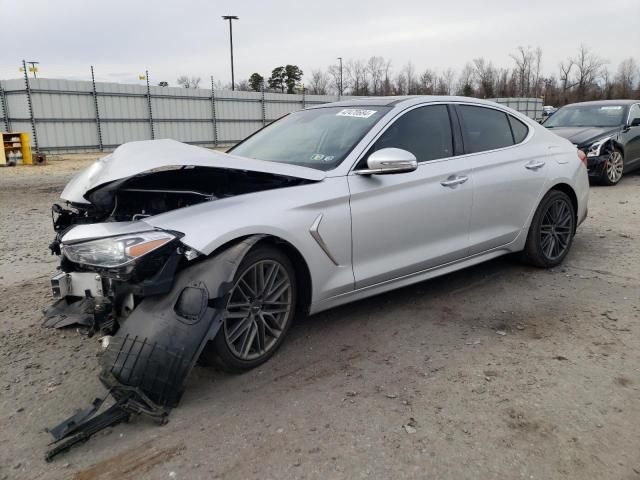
(51, 166, 308, 244)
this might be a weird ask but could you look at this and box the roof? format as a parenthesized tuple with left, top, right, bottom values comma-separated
(307, 95, 510, 110)
(562, 99, 638, 108)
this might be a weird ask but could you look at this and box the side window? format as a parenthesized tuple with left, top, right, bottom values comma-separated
(458, 105, 514, 153)
(629, 104, 640, 124)
(367, 105, 453, 163)
(508, 115, 529, 143)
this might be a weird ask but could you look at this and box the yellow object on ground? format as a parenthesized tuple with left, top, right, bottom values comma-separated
(1, 132, 33, 166)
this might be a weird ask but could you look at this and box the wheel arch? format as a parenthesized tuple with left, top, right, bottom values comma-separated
(546, 182, 579, 233)
(207, 234, 313, 317)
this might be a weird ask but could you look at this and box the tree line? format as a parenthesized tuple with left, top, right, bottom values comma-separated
(175, 45, 639, 106)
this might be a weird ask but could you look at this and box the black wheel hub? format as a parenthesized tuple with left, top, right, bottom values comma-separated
(539, 198, 573, 261)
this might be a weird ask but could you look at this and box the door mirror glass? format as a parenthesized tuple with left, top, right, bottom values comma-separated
(358, 148, 417, 175)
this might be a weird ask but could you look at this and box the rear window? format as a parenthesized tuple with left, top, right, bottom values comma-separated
(458, 105, 514, 153)
(509, 116, 529, 143)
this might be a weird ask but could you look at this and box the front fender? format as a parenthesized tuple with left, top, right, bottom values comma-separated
(100, 235, 264, 407)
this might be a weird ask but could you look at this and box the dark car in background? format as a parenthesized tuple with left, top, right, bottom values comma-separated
(544, 100, 640, 185)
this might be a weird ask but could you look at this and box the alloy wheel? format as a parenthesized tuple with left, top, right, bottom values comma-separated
(539, 198, 574, 261)
(223, 259, 293, 361)
(606, 151, 624, 183)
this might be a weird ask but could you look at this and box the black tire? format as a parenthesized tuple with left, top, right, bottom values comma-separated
(522, 190, 576, 268)
(205, 245, 297, 373)
(598, 148, 624, 186)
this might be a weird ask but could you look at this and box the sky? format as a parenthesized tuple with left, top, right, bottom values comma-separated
(1, 0, 639, 87)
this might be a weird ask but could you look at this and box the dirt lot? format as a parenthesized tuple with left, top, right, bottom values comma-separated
(0, 156, 639, 480)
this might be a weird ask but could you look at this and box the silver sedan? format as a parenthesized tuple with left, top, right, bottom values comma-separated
(46, 96, 588, 404)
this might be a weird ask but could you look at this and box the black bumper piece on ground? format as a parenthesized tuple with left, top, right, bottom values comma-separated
(45, 236, 264, 460)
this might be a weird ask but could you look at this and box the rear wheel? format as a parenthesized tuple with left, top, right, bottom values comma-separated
(208, 245, 296, 372)
(599, 148, 624, 186)
(522, 190, 576, 268)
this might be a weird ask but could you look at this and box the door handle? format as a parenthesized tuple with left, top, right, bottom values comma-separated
(525, 161, 545, 170)
(440, 175, 469, 187)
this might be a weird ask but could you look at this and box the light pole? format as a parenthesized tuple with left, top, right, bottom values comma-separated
(222, 15, 239, 91)
(336, 57, 343, 97)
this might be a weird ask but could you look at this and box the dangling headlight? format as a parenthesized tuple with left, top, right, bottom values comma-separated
(62, 231, 178, 268)
(586, 136, 611, 158)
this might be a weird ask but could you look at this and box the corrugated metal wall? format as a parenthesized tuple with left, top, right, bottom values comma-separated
(0, 78, 346, 153)
(0, 77, 543, 153)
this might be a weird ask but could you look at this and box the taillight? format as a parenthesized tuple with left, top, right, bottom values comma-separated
(577, 149, 587, 166)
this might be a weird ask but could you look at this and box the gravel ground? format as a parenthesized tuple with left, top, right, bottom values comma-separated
(0, 156, 639, 480)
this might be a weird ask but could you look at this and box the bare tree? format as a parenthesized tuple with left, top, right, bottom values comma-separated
(401, 62, 417, 95)
(236, 80, 251, 91)
(473, 57, 496, 98)
(559, 60, 575, 91)
(532, 47, 543, 97)
(615, 58, 639, 97)
(418, 68, 436, 94)
(456, 63, 475, 96)
(346, 59, 368, 95)
(177, 75, 202, 89)
(382, 59, 393, 95)
(308, 69, 329, 95)
(440, 68, 455, 95)
(366, 56, 386, 95)
(327, 64, 342, 95)
(510, 46, 536, 96)
(601, 68, 615, 99)
(395, 73, 407, 95)
(571, 45, 607, 100)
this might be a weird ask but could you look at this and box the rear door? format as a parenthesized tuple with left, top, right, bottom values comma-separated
(348, 104, 473, 289)
(622, 103, 640, 167)
(455, 104, 548, 255)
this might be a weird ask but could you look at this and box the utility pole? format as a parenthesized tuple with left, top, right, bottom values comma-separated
(222, 15, 239, 90)
(337, 57, 343, 97)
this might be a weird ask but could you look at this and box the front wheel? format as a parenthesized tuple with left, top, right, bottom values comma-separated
(207, 245, 297, 372)
(599, 148, 624, 186)
(522, 190, 576, 268)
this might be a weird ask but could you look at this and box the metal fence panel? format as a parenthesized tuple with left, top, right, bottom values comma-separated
(1, 75, 543, 153)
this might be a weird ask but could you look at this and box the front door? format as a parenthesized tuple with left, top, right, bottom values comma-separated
(348, 104, 473, 289)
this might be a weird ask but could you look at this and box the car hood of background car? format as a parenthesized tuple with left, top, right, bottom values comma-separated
(546, 126, 619, 147)
(60, 139, 326, 204)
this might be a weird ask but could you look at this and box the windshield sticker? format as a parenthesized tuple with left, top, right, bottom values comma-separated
(323, 155, 335, 162)
(310, 153, 325, 161)
(336, 109, 377, 118)
(600, 106, 622, 110)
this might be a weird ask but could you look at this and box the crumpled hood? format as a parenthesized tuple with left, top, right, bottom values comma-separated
(547, 126, 618, 147)
(61, 139, 325, 204)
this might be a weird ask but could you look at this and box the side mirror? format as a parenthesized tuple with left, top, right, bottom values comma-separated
(355, 148, 418, 175)
(630, 118, 640, 127)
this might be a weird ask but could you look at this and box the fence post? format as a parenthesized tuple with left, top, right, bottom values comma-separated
(90, 66, 104, 151)
(261, 83, 266, 126)
(210, 76, 218, 147)
(145, 69, 155, 140)
(301, 85, 306, 110)
(22, 59, 39, 152)
(0, 82, 10, 132)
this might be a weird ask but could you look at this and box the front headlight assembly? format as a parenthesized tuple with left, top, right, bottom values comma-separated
(63, 231, 178, 268)
(586, 136, 611, 158)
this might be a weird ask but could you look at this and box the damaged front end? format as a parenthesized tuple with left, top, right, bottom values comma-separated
(43, 140, 320, 460)
(45, 236, 262, 461)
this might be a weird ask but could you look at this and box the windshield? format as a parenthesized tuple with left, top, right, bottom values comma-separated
(229, 106, 390, 170)
(544, 104, 626, 128)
